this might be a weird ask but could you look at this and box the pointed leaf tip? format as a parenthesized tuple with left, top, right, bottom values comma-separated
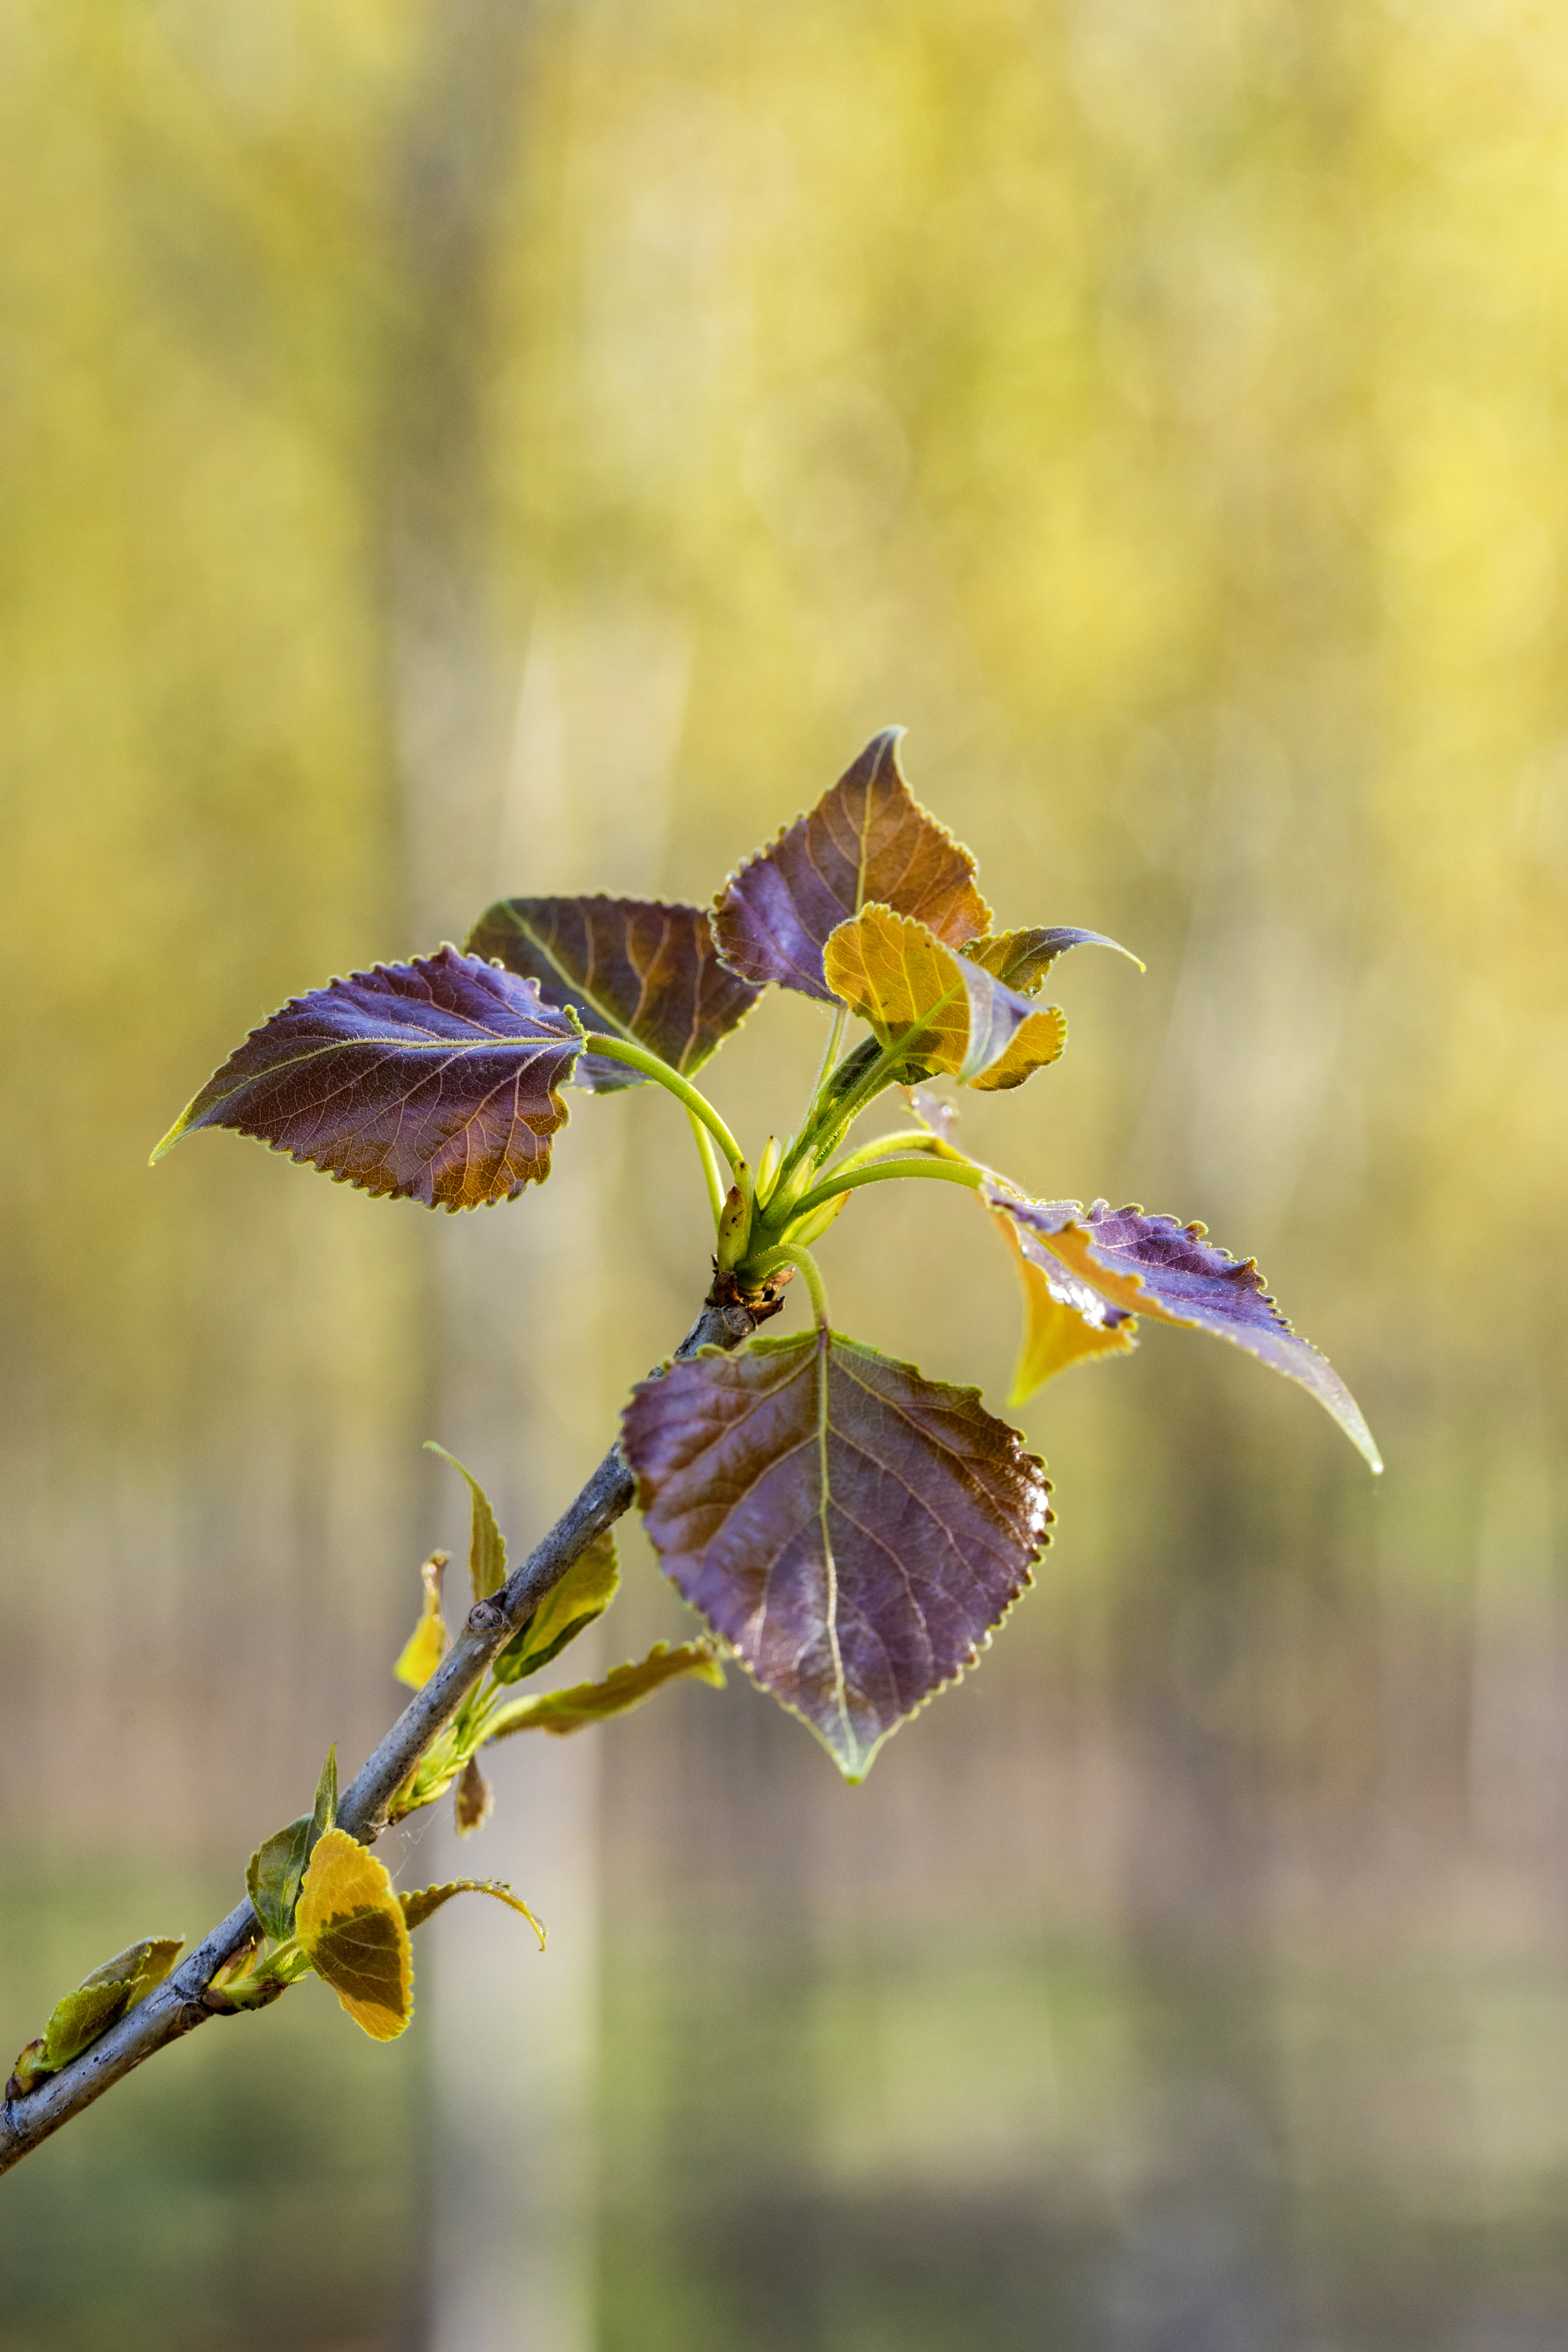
(623, 1330, 1052, 1778)
(155, 946, 582, 1209)
(713, 733, 989, 1000)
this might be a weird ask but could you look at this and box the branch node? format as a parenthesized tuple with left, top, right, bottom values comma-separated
(468, 1598, 506, 1632)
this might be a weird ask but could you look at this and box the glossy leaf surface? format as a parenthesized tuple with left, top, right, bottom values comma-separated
(295, 1828, 412, 2042)
(393, 1551, 450, 1690)
(823, 904, 1066, 1090)
(467, 896, 760, 1090)
(491, 1528, 619, 1685)
(987, 1191, 1381, 1468)
(624, 1333, 1052, 1779)
(713, 731, 989, 1000)
(427, 1444, 506, 1601)
(485, 1642, 724, 1741)
(153, 947, 582, 1210)
(986, 1197, 1138, 1402)
(966, 926, 1142, 993)
(11, 1937, 184, 2095)
(400, 1878, 545, 1947)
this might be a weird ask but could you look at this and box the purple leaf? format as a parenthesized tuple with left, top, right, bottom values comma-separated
(985, 1190, 1382, 1469)
(467, 896, 760, 1091)
(712, 730, 991, 1001)
(153, 946, 583, 1210)
(623, 1330, 1054, 1779)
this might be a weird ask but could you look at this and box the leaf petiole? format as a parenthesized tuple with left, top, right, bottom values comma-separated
(580, 1033, 747, 1183)
(687, 1108, 729, 1229)
(770, 1242, 832, 1331)
(826, 1128, 945, 1176)
(785, 1156, 986, 1225)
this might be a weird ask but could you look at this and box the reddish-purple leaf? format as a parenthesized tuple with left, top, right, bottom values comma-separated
(985, 1190, 1381, 1468)
(153, 946, 582, 1210)
(466, 896, 760, 1091)
(712, 730, 991, 1001)
(623, 1330, 1053, 1779)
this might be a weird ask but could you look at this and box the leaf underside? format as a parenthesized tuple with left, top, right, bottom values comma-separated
(153, 946, 582, 1211)
(467, 895, 761, 1090)
(399, 1878, 546, 1947)
(295, 1829, 412, 2042)
(623, 1332, 1054, 1780)
(986, 1189, 1382, 1467)
(712, 731, 991, 1000)
(485, 1640, 725, 1740)
(823, 903, 1066, 1091)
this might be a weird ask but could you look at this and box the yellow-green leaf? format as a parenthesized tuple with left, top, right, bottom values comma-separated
(295, 1828, 412, 2043)
(965, 925, 1142, 993)
(822, 904, 1061, 1088)
(10, 1936, 185, 2094)
(399, 1878, 546, 1948)
(426, 1443, 506, 1601)
(490, 1528, 619, 1685)
(394, 1549, 451, 1690)
(485, 1641, 726, 1744)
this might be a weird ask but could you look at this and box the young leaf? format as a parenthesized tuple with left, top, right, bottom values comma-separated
(822, 904, 1066, 1091)
(10, 1937, 185, 2096)
(986, 1190, 1382, 1469)
(294, 1828, 413, 2043)
(400, 1878, 546, 1948)
(965, 926, 1142, 993)
(490, 1528, 619, 1685)
(484, 1640, 726, 1743)
(393, 1550, 450, 1690)
(623, 1334, 1053, 1781)
(986, 1196, 1138, 1403)
(712, 731, 990, 1000)
(426, 1444, 506, 1601)
(246, 1816, 313, 1941)
(467, 897, 760, 1091)
(454, 1756, 493, 1837)
(310, 1744, 338, 1847)
(152, 947, 582, 1211)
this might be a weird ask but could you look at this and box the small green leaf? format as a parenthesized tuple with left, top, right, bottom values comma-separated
(310, 1743, 338, 1848)
(400, 1877, 546, 1948)
(9, 1937, 185, 2094)
(295, 1828, 412, 2042)
(454, 1755, 493, 1837)
(246, 1816, 313, 1941)
(484, 1640, 726, 1744)
(426, 1443, 506, 1601)
(394, 1549, 451, 1690)
(490, 1529, 619, 1685)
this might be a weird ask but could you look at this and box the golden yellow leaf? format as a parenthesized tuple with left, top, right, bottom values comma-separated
(988, 1199, 1138, 1402)
(393, 1550, 450, 1690)
(295, 1828, 412, 2043)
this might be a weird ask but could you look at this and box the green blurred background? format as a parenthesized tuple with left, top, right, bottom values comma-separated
(2, 2, 1566, 2345)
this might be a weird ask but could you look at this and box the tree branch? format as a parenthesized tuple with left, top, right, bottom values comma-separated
(0, 1278, 776, 2176)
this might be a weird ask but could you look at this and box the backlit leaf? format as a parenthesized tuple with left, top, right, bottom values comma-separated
(467, 896, 760, 1090)
(713, 731, 990, 1000)
(490, 1528, 619, 1685)
(484, 1642, 726, 1742)
(986, 1190, 1382, 1468)
(822, 904, 1064, 1089)
(247, 1816, 312, 1941)
(295, 1828, 412, 2042)
(427, 1444, 506, 1601)
(623, 1333, 1053, 1780)
(985, 1195, 1138, 1404)
(10, 1937, 185, 2094)
(400, 1878, 546, 1948)
(965, 926, 1142, 992)
(454, 1756, 493, 1837)
(152, 946, 582, 1211)
(393, 1550, 450, 1690)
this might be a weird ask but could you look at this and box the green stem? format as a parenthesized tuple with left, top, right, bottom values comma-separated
(786, 1156, 985, 1224)
(810, 1002, 850, 1101)
(687, 1108, 728, 1228)
(771, 1243, 831, 1331)
(826, 1128, 944, 1176)
(581, 1034, 746, 1180)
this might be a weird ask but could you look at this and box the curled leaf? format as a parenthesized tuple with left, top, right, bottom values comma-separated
(822, 904, 1066, 1091)
(9, 1937, 184, 2096)
(986, 1190, 1382, 1469)
(484, 1641, 726, 1743)
(713, 732, 990, 1000)
(426, 1445, 506, 1602)
(393, 1550, 450, 1690)
(966, 926, 1142, 992)
(246, 1817, 312, 1942)
(400, 1878, 545, 1949)
(467, 896, 760, 1090)
(985, 1197, 1138, 1403)
(623, 1332, 1052, 1781)
(491, 1528, 619, 1685)
(454, 1755, 494, 1837)
(295, 1828, 412, 2043)
(152, 947, 583, 1211)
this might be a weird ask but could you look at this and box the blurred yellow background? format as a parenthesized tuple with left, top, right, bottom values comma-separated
(2, 3, 1566, 2346)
